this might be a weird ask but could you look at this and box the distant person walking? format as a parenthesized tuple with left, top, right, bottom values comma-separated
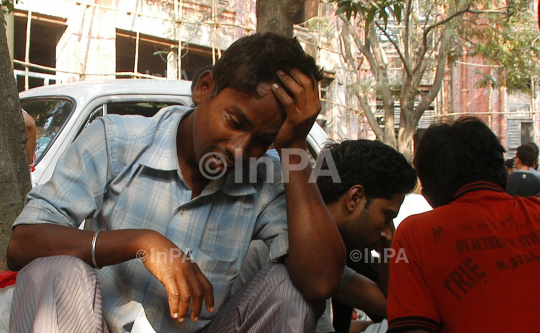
(507, 144, 540, 197)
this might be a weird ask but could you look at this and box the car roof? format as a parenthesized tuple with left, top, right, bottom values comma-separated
(19, 79, 193, 101)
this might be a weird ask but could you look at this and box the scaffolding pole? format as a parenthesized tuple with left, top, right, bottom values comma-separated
(13, 60, 167, 79)
(133, 2, 142, 75)
(24, 10, 32, 91)
(532, 78, 537, 144)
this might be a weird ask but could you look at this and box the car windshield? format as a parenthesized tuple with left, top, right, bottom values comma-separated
(21, 98, 74, 164)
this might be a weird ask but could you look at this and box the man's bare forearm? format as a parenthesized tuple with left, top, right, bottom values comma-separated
(7, 224, 155, 271)
(333, 273, 387, 317)
(281, 151, 346, 301)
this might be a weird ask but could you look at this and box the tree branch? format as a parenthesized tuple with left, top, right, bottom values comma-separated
(415, 29, 453, 121)
(374, 20, 413, 79)
(411, 3, 472, 76)
(339, 14, 380, 78)
(339, 17, 385, 140)
(425, 4, 473, 36)
(354, 87, 385, 140)
(403, 0, 413, 64)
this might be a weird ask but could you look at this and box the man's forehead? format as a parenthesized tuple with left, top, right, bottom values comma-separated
(373, 193, 407, 211)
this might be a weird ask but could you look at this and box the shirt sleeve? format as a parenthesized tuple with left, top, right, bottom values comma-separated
(253, 192, 289, 262)
(339, 265, 356, 289)
(13, 119, 112, 229)
(387, 228, 442, 333)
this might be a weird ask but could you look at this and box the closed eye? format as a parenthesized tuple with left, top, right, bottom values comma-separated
(227, 114, 243, 130)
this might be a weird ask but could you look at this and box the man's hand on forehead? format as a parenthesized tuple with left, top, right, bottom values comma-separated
(270, 68, 321, 151)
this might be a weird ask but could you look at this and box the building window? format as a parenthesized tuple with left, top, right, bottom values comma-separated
(294, 0, 318, 25)
(13, 11, 67, 91)
(115, 29, 213, 81)
(116, 29, 175, 78)
(521, 122, 534, 145)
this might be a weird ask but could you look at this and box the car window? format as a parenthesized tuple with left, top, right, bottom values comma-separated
(107, 101, 179, 117)
(76, 101, 184, 140)
(21, 98, 75, 165)
(76, 105, 104, 139)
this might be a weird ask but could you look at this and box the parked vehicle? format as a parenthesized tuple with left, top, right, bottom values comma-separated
(19, 79, 330, 187)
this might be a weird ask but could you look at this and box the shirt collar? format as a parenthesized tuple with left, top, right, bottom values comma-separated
(452, 181, 505, 202)
(221, 168, 258, 196)
(139, 106, 258, 197)
(220, 153, 284, 196)
(138, 106, 193, 171)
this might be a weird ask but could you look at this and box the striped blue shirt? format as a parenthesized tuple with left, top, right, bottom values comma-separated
(14, 106, 289, 332)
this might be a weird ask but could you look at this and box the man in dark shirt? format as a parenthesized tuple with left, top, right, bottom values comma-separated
(507, 143, 540, 197)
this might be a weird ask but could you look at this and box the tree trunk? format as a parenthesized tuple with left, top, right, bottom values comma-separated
(365, 25, 397, 147)
(396, 107, 417, 162)
(256, 0, 305, 37)
(0, 15, 31, 270)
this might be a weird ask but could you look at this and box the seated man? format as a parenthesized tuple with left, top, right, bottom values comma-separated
(507, 143, 540, 197)
(316, 140, 417, 333)
(7, 33, 345, 332)
(232, 140, 418, 333)
(387, 117, 540, 332)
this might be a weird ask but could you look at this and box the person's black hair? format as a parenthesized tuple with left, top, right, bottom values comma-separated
(525, 142, 539, 156)
(516, 144, 536, 167)
(504, 158, 515, 170)
(211, 32, 323, 98)
(413, 116, 506, 208)
(316, 140, 417, 205)
(525, 141, 539, 170)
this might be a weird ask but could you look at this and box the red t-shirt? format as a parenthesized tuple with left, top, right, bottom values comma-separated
(388, 181, 540, 332)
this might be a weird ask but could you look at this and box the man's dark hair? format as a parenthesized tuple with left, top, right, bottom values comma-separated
(316, 140, 417, 205)
(504, 158, 515, 170)
(516, 144, 537, 167)
(212, 32, 323, 98)
(525, 142, 539, 155)
(525, 142, 539, 170)
(413, 116, 506, 208)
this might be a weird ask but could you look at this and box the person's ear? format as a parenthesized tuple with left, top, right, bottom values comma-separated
(346, 185, 366, 212)
(192, 70, 215, 105)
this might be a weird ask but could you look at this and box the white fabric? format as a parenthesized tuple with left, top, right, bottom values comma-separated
(363, 319, 388, 333)
(0, 286, 14, 333)
(393, 194, 432, 228)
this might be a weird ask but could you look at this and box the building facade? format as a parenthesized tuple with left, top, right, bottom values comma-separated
(6, 0, 539, 157)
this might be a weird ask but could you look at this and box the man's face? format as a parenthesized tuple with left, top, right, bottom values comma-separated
(339, 193, 406, 252)
(192, 74, 285, 175)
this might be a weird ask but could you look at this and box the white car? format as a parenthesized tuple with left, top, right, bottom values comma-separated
(19, 79, 330, 187)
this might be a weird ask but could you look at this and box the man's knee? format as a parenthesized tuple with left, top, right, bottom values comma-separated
(264, 264, 326, 318)
(19, 255, 96, 284)
(11, 256, 106, 333)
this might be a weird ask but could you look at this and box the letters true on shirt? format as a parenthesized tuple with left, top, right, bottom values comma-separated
(443, 257, 487, 301)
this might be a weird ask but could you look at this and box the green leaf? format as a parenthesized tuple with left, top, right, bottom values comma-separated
(366, 8, 376, 25)
(393, 4, 402, 23)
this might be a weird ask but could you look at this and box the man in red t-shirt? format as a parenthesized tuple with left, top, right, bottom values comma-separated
(387, 117, 540, 332)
